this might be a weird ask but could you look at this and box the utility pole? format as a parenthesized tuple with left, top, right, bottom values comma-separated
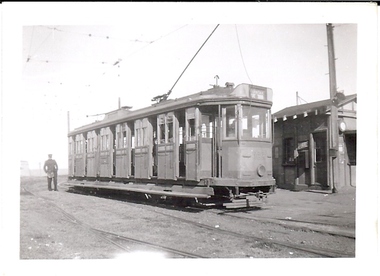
(326, 23, 339, 193)
(67, 111, 70, 133)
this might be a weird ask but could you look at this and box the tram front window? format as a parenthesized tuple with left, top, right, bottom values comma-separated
(241, 106, 270, 140)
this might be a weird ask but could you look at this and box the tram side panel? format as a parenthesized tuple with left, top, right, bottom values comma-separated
(74, 133, 86, 177)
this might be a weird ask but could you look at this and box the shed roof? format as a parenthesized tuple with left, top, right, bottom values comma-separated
(273, 94, 356, 118)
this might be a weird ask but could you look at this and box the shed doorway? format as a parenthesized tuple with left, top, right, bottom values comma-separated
(312, 131, 328, 187)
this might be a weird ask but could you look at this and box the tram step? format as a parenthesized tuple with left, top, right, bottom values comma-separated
(223, 196, 263, 209)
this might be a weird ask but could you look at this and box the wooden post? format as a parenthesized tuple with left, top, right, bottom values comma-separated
(326, 23, 339, 193)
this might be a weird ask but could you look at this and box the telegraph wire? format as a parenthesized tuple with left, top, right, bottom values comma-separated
(235, 25, 253, 84)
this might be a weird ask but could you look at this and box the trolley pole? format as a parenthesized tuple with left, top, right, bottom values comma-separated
(326, 23, 339, 193)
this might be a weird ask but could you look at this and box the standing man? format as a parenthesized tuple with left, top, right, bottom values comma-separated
(43, 154, 59, 191)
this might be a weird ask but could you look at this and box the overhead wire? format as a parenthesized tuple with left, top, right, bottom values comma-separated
(27, 29, 53, 62)
(25, 25, 189, 88)
(41, 25, 154, 44)
(26, 26, 35, 62)
(89, 24, 189, 87)
(152, 24, 220, 103)
(235, 25, 253, 84)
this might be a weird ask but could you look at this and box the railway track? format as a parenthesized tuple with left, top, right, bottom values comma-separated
(68, 187, 354, 258)
(22, 186, 206, 259)
(143, 207, 354, 258)
(21, 183, 355, 258)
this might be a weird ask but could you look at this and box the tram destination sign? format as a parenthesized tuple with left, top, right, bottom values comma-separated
(249, 87, 266, 100)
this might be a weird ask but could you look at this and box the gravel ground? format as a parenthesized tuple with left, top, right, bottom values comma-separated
(2, 176, 377, 276)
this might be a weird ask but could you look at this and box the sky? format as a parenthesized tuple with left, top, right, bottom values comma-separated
(1, 3, 379, 275)
(15, 5, 360, 170)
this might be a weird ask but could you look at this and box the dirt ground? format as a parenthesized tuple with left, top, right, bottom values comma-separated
(3, 175, 377, 276)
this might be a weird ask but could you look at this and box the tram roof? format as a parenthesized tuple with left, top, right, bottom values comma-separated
(68, 83, 273, 136)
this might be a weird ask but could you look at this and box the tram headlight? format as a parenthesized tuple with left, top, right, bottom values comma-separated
(257, 165, 266, 177)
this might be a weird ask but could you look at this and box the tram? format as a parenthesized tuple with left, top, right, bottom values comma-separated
(66, 82, 275, 208)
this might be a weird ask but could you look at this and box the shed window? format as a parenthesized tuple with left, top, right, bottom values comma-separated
(283, 137, 295, 165)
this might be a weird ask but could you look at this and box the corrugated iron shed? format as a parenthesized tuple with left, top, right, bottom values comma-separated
(273, 94, 357, 118)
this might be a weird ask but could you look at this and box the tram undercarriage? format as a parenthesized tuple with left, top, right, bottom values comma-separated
(65, 176, 274, 209)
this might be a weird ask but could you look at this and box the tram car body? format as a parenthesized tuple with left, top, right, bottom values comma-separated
(67, 83, 275, 208)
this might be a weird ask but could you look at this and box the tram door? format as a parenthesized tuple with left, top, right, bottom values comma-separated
(134, 118, 153, 179)
(115, 123, 132, 178)
(74, 133, 86, 177)
(185, 108, 213, 181)
(185, 107, 199, 181)
(157, 112, 179, 180)
(99, 127, 114, 178)
(68, 136, 75, 176)
(86, 130, 98, 177)
(200, 113, 213, 178)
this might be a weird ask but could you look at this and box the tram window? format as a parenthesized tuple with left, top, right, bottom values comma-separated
(131, 136, 135, 149)
(159, 117, 165, 144)
(76, 138, 83, 154)
(88, 138, 92, 152)
(123, 135, 127, 148)
(241, 106, 270, 140)
(167, 116, 174, 143)
(119, 132, 123, 149)
(136, 129, 141, 147)
(224, 106, 236, 138)
(179, 127, 183, 144)
(252, 115, 260, 138)
(92, 137, 95, 151)
(69, 139, 73, 154)
(188, 118, 196, 141)
(103, 135, 108, 150)
(201, 114, 213, 138)
(142, 127, 147, 146)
